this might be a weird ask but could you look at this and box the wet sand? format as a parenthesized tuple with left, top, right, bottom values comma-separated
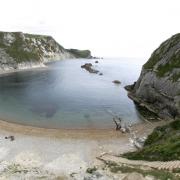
(0, 119, 167, 139)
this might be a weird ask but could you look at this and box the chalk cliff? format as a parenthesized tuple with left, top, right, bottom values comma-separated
(0, 31, 91, 72)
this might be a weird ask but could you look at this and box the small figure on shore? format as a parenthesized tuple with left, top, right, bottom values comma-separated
(5, 135, 15, 141)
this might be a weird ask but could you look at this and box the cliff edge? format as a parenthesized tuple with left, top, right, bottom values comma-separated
(125, 33, 180, 120)
(0, 31, 92, 71)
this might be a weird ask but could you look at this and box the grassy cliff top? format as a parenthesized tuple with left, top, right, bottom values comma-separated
(123, 120, 180, 161)
(0, 31, 65, 62)
(66, 49, 92, 58)
(0, 31, 92, 63)
(143, 33, 180, 81)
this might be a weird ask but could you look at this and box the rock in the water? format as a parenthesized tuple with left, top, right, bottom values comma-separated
(81, 63, 99, 74)
(95, 60, 99, 63)
(113, 80, 121, 84)
(99, 73, 103, 76)
(125, 33, 180, 120)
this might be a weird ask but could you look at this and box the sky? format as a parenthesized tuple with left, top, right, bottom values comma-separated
(0, 0, 179, 58)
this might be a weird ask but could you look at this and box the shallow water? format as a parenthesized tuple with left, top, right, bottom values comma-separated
(0, 58, 145, 129)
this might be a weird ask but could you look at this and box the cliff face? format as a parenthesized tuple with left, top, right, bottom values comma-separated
(126, 33, 180, 120)
(0, 31, 91, 71)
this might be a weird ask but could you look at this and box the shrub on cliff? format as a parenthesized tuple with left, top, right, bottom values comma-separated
(123, 120, 180, 161)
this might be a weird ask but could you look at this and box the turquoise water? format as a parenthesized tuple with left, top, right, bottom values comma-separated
(0, 58, 145, 129)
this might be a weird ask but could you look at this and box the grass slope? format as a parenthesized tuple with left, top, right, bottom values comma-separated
(143, 33, 180, 82)
(67, 49, 91, 58)
(123, 120, 180, 161)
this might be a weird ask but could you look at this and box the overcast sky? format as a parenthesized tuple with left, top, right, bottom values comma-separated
(0, 0, 179, 58)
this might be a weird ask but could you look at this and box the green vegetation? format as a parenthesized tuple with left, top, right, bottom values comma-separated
(171, 73, 180, 82)
(7, 33, 40, 63)
(106, 162, 178, 180)
(0, 32, 41, 62)
(0, 32, 91, 64)
(143, 33, 180, 70)
(143, 51, 161, 70)
(123, 120, 180, 161)
(156, 53, 180, 80)
(67, 49, 91, 58)
(135, 103, 159, 121)
(86, 167, 97, 174)
(143, 33, 180, 82)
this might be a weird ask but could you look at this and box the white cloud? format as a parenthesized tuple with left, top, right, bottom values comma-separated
(0, 0, 179, 57)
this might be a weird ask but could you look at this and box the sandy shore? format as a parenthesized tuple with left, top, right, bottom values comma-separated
(0, 119, 166, 139)
(0, 119, 168, 179)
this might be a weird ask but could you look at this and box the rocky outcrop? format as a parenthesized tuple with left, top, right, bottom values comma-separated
(0, 31, 92, 72)
(81, 63, 99, 73)
(125, 33, 180, 120)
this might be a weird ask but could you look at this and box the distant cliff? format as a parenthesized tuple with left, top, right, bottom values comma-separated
(125, 33, 180, 120)
(66, 49, 92, 59)
(0, 31, 92, 72)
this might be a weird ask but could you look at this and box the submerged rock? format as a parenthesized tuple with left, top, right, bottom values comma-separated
(125, 33, 180, 120)
(81, 63, 99, 74)
(30, 103, 58, 118)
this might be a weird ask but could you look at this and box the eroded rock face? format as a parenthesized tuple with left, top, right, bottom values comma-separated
(126, 33, 180, 120)
(0, 31, 91, 72)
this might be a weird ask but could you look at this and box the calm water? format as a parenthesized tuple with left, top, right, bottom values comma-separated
(0, 58, 145, 129)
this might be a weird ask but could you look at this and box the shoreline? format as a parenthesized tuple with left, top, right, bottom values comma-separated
(0, 119, 127, 139)
(0, 58, 94, 77)
(0, 65, 48, 77)
(0, 118, 168, 139)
